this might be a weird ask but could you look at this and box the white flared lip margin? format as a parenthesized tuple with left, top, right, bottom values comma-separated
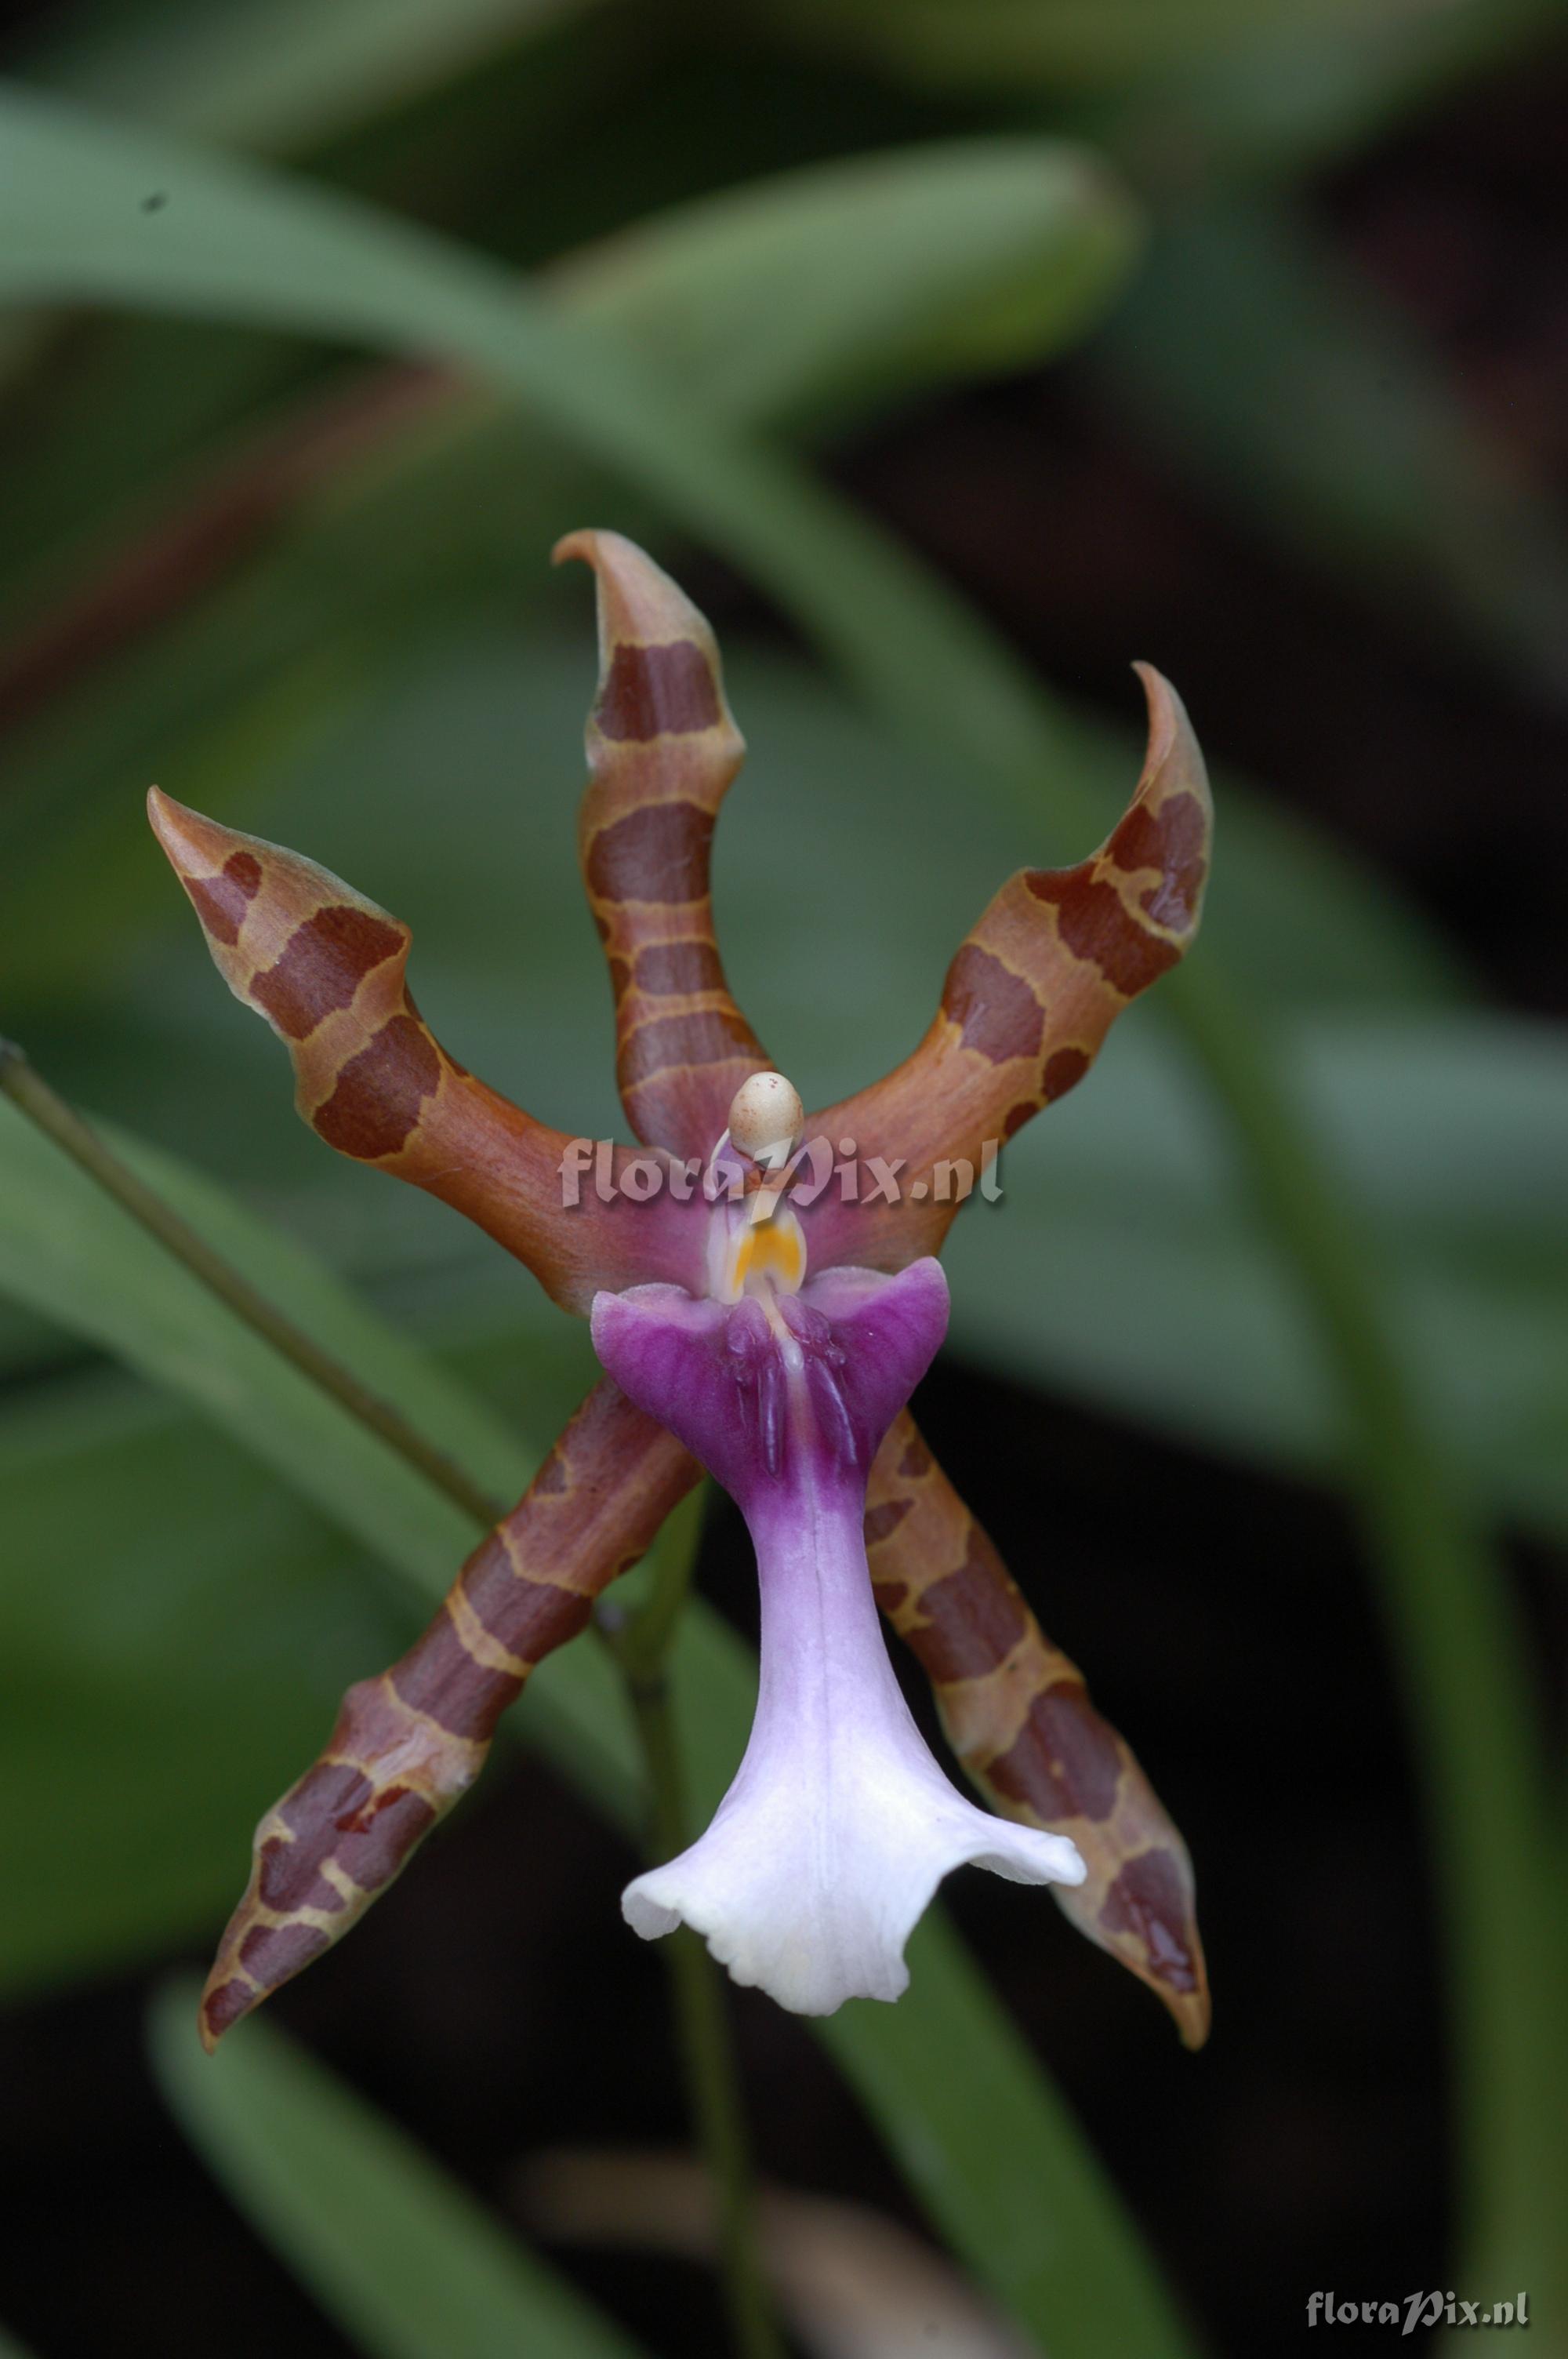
(621, 1768, 1084, 2016)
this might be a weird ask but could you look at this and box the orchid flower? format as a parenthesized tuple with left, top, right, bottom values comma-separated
(148, 531, 1214, 2047)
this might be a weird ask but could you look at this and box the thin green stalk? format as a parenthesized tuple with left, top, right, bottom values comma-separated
(0, 1038, 505, 1531)
(1170, 960, 1563, 2305)
(598, 1488, 786, 2359)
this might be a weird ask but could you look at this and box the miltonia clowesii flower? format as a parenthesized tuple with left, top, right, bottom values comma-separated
(596, 1129, 1083, 2011)
(148, 529, 1214, 2048)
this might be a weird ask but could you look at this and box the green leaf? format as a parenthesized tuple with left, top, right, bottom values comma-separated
(0, 1296, 71, 1383)
(0, 1376, 402, 1994)
(15, 0, 597, 154)
(1087, 0, 1568, 183)
(0, 81, 1471, 1094)
(561, 136, 1139, 433)
(0, 76, 1116, 823)
(0, 1095, 548, 1567)
(0, 129, 1140, 890)
(1092, 200, 1568, 703)
(147, 1979, 646, 2359)
(754, 0, 1385, 92)
(817, 1917, 1191, 2350)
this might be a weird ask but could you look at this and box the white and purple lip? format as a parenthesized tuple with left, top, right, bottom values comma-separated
(591, 1086, 1083, 2016)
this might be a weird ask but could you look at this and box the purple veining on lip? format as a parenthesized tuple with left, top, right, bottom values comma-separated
(594, 1260, 949, 1500)
(591, 1259, 1085, 2014)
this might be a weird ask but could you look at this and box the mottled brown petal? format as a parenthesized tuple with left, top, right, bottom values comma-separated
(897, 1430, 932, 1480)
(186, 849, 261, 945)
(1113, 789, 1209, 933)
(1042, 1046, 1091, 1102)
(865, 1410, 1210, 2047)
(586, 803, 715, 907)
(862, 1499, 912, 1548)
(1023, 867, 1181, 1000)
(804, 667, 1211, 1274)
(556, 530, 771, 1157)
(618, 1006, 761, 1099)
(312, 1012, 442, 1160)
(941, 944, 1046, 1068)
(1100, 1849, 1203, 1995)
(985, 1684, 1120, 1823)
(251, 904, 405, 1040)
(634, 941, 727, 996)
(597, 642, 721, 742)
(147, 789, 702, 1313)
(198, 1382, 698, 2048)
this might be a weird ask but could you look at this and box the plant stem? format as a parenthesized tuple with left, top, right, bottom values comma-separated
(1168, 961, 1563, 2308)
(599, 1488, 786, 2359)
(0, 1038, 504, 1529)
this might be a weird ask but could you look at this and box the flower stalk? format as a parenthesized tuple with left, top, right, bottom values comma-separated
(598, 1485, 787, 2359)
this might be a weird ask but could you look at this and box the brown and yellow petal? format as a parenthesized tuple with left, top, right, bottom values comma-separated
(866, 1412, 1210, 2048)
(198, 1380, 697, 2048)
(147, 789, 702, 1311)
(557, 529, 770, 1160)
(808, 666, 1211, 1271)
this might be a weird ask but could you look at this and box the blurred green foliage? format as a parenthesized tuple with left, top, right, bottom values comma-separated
(149, 1977, 648, 2359)
(0, 2, 1565, 2354)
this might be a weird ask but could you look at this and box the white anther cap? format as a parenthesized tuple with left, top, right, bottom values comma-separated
(728, 1071, 804, 1170)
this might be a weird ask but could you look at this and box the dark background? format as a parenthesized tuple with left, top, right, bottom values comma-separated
(0, 8, 1564, 2355)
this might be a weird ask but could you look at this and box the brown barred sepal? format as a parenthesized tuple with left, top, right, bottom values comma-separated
(807, 667, 1211, 1271)
(557, 530, 769, 1160)
(866, 1413, 1210, 2048)
(199, 1381, 697, 2048)
(147, 788, 702, 1312)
